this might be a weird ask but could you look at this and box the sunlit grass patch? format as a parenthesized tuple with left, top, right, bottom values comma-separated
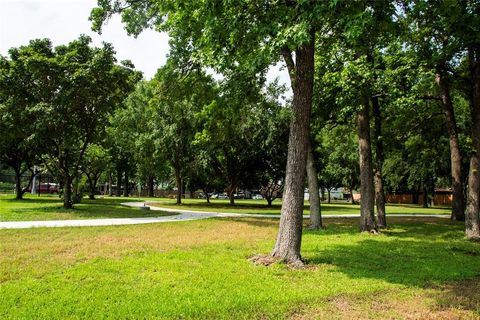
(0, 217, 478, 319)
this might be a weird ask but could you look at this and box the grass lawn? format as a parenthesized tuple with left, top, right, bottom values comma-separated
(0, 194, 175, 221)
(0, 195, 449, 222)
(1, 216, 479, 319)
(148, 198, 451, 216)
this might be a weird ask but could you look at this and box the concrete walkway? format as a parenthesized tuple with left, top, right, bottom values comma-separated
(0, 201, 450, 229)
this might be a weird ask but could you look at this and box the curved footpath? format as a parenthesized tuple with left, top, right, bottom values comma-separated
(0, 201, 450, 229)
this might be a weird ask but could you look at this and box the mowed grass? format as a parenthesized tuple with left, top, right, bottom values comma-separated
(148, 198, 451, 216)
(0, 195, 449, 222)
(0, 194, 174, 221)
(1, 216, 479, 319)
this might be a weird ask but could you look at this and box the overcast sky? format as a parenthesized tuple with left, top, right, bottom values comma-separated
(1, 0, 170, 79)
(0, 0, 290, 88)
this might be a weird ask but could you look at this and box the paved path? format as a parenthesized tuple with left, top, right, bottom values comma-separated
(0, 201, 450, 229)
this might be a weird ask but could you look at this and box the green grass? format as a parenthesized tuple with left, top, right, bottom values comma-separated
(148, 198, 451, 216)
(0, 194, 174, 221)
(0, 195, 449, 222)
(0, 217, 478, 319)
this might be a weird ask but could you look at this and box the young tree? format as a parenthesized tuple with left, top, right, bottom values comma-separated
(81, 144, 111, 199)
(150, 62, 216, 204)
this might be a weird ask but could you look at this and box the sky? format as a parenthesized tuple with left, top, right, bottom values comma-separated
(0, 0, 290, 87)
(1, 0, 171, 79)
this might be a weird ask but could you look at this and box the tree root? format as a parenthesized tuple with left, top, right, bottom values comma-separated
(249, 255, 306, 269)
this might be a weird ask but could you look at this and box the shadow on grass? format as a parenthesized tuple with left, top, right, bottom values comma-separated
(305, 224, 480, 287)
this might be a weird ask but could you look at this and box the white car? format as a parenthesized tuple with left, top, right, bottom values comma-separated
(252, 194, 263, 200)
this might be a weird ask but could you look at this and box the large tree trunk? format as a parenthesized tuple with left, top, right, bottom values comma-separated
(14, 167, 23, 200)
(436, 71, 465, 221)
(372, 96, 387, 228)
(307, 141, 322, 229)
(63, 175, 73, 209)
(229, 190, 235, 205)
(272, 33, 314, 265)
(466, 49, 480, 240)
(357, 99, 377, 232)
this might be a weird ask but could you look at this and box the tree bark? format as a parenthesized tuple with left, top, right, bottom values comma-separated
(108, 172, 113, 197)
(307, 141, 322, 229)
(148, 175, 154, 197)
(423, 185, 429, 208)
(175, 169, 182, 204)
(116, 170, 122, 197)
(63, 175, 73, 209)
(203, 187, 210, 203)
(372, 96, 387, 228)
(327, 189, 331, 204)
(435, 71, 465, 221)
(272, 33, 314, 265)
(229, 190, 235, 205)
(357, 99, 377, 232)
(466, 48, 480, 240)
(123, 170, 129, 197)
(14, 167, 23, 200)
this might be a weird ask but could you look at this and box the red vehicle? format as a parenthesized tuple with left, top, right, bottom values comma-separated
(26, 183, 59, 194)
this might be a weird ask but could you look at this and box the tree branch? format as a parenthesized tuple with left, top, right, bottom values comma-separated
(281, 46, 296, 87)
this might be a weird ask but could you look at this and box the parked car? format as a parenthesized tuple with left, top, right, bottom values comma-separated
(252, 194, 263, 200)
(26, 183, 59, 194)
(217, 193, 228, 200)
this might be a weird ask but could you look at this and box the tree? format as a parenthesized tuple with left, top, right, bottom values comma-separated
(81, 144, 111, 199)
(91, 0, 328, 265)
(150, 62, 216, 204)
(30, 36, 139, 208)
(0, 40, 48, 199)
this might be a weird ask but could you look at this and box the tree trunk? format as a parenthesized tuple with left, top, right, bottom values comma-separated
(466, 48, 480, 240)
(423, 185, 429, 208)
(108, 172, 113, 197)
(203, 187, 210, 203)
(349, 180, 356, 204)
(436, 71, 465, 221)
(14, 167, 23, 200)
(174, 166, 182, 204)
(229, 190, 235, 205)
(148, 175, 154, 197)
(267, 197, 273, 207)
(307, 141, 322, 229)
(123, 171, 129, 197)
(357, 99, 377, 232)
(327, 189, 331, 204)
(63, 175, 73, 209)
(320, 187, 325, 201)
(372, 96, 387, 228)
(272, 33, 314, 265)
(116, 170, 122, 197)
(88, 177, 95, 200)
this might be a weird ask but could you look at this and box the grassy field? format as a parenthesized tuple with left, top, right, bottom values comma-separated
(148, 198, 451, 216)
(0, 194, 174, 221)
(1, 216, 479, 319)
(0, 195, 450, 222)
